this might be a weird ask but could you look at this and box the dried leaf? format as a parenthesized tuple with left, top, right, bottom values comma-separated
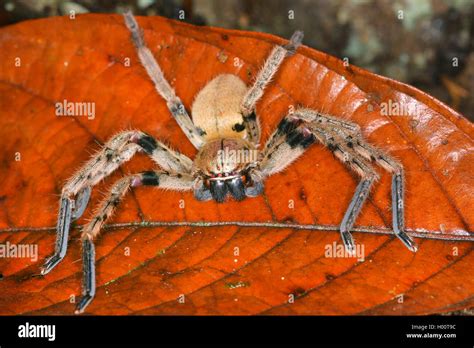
(0, 14, 472, 315)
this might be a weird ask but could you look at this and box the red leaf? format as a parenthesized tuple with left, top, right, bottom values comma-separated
(0, 14, 472, 315)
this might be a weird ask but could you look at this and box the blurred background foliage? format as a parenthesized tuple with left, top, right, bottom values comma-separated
(0, 0, 473, 121)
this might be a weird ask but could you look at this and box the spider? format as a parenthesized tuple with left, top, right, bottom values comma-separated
(40, 11, 418, 314)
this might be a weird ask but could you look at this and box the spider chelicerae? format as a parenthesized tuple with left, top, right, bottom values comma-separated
(40, 11, 418, 313)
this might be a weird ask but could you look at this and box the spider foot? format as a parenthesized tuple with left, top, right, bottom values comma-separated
(75, 295, 94, 315)
(396, 231, 418, 252)
(340, 230, 356, 255)
(75, 238, 96, 314)
(40, 254, 62, 275)
(284, 30, 304, 54)
(40, 196, 74, 275)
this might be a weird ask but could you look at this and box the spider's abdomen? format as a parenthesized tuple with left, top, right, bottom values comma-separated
(191, 74, 248, 140)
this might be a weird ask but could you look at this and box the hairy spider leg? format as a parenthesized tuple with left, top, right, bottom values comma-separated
(41, 130, 192, 275)
(345, 133, 417, 251)
(41, 196, 74, 274)
(123, 10, 205, 149)
(259, 108, 417, 253)
(240, 30, 304, 146)
(76, 237, 95, 314)
(75, 171, 194, 314)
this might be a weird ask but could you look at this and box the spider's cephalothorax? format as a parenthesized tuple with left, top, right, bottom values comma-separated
(40, 11, 418, 314)
(192, 137, 262, 202)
